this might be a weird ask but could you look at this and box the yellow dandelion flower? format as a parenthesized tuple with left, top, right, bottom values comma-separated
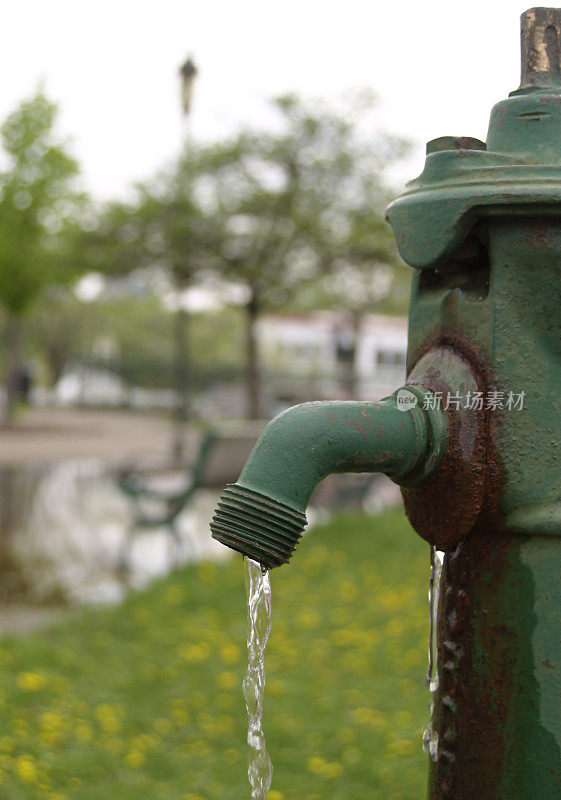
(324, 762, 342, 779)
(172, 707, 188, 724)
(388, 738, 414, 755)
(132, 734, 157, 750)
(307, 756, 327, 775)
(395, 710, 414, 726)
(16, 754, 36, 783)
(379, 590, 402, 611)
(95, 704, 121, 733)
(178, 642, 210, 662)
(100, 715, 120, 734)
(352, 707, 388, 729)
(296, 610, 320, 629)
(16, 672, 45, 691)
(218, 671, 237, 690)
(125, 751, 145, 768)
(220, 644, 240, 664)
(41, 730, 63, 747)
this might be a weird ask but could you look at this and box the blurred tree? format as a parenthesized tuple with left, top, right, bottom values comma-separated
(25, 286, 245, 403)
(83, 92, 409, 424)
(25, 288, 89, 386)
(0, 88, 84, 422)
(296, 207, 412, 398)
(205, 92, 410, 416)
(83, 148, 226, 456)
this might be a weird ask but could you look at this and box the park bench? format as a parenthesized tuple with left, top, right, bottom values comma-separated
(115, 422, 266, 571)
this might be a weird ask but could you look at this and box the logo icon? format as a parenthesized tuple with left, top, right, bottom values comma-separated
(396, 388, 418, 412)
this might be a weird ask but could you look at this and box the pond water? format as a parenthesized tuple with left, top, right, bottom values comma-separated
(0, 461, 228, 605)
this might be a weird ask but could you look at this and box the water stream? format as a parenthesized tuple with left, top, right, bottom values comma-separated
(243, 557, 273, 799)
(422, 545, 443, 762)
(241, 543, 445, 791)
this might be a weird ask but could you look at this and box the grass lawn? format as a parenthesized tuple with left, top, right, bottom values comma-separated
(0, 507, 432, 799)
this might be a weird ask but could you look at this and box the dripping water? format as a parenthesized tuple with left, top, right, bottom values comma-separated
(422, 545, 443, 762)
(243, 557, 273, 799)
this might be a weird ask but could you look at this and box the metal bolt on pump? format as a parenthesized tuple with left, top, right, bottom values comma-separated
(211, 8, 561, 798)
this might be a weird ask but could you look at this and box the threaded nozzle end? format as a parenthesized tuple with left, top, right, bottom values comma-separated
(210, 484, 307, 569)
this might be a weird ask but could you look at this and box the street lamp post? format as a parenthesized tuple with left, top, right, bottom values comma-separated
(172, 56, 198, 463)
(179, 57, 198, 117)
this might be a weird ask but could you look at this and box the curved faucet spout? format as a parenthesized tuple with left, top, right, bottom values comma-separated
(210, 386, 447, 569)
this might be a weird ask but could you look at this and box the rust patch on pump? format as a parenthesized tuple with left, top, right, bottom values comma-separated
(475, 378, 504, 532)
(428, 533, 514, 799)
(429, 531, 561, 798)
(401, 334, 503, 549)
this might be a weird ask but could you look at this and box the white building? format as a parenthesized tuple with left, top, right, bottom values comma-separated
(258, 311, 408, 404)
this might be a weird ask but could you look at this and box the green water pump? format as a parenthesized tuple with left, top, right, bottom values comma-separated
(212, 8, 561, 798)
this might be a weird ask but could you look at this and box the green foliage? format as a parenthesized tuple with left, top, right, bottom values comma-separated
(0, 508, 431, 798)
(85, 300, 245, 390)
(207, 92, 410, 310)
(294, 258, 412, 318)
(25, 291, 245, 390)
(0, 89, 83, 316)
(85, 144, 228, 290)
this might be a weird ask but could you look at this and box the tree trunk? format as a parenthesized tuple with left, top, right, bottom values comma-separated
(3, 314, 23, 426)
(172, 305, 190, 462)
(46, 343, 70, 386)
(0, 466, 28, 595)
(335, 312, 360, 400)
(245, 291, 261, 420)
(349, 310, 362, 400)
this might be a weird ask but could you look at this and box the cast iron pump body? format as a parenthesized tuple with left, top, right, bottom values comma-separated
(212, 8, 561, 798)
(388, 7, 561, 798)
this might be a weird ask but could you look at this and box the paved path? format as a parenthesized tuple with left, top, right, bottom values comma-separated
(0, 605, 68, 636)
(0, 408, 189, 466)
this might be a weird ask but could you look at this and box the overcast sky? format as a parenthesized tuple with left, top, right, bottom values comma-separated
(2, 1, 528, 200)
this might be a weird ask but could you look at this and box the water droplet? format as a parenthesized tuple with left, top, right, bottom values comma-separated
(422, 545, 443, 763)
